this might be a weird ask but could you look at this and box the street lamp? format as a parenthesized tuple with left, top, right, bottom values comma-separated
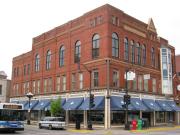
(124, 69, 135, 130)
(77, 62, 93, 130)
(26, 92, 34, 125)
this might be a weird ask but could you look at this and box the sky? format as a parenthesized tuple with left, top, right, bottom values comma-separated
(0, 0, 180, 79)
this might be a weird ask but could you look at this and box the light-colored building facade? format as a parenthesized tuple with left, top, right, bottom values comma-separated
(0, 71, 11, 103)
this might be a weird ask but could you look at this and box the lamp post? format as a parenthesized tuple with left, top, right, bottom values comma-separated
(124, 69, 134, 130)
(26, 92, 34, 125)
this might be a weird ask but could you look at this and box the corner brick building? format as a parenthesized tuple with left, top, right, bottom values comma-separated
(10, 4, 180, 128)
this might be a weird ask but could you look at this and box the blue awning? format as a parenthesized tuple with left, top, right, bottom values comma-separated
(131, 98, 148, 111)
(78, 96, 104, 110)
(156, 100, 173, 111)
(46, 98, 66, 110)
(142, 99, 162, 111)
(24, 100, 39, 110)
(166, 100, 180, 112)
(110, 96, 134, 110)
(18, 100, 28, 107)
(33, 99, 51, 110)
(63, 97, 84, 110)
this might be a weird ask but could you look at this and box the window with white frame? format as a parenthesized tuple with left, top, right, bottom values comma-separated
(46, 50, 51, 70)
(152, 78, 156, 93)
(124, 37, 129, 61)
(112, 33, 119, 58)
(56, 76, 60, 92)
(138, 75, 143, 91)
(62, 75, 66, 91)
(35, 54, 40, 72)
(32, 80, 36, 94)
(113, 70, 119, 87)
(71, 74, 76, 91)
(79, 73, 83, 89)
(93, 70, 99, 87)
(37, 80, 40, 94)
(26, 82, 29, 93)
(48, 78, 52, 93)
(92, 34, 100, 59)
(133, 77, 137, 90)
(144, 79, 148, 92)
(44, 79, 47, 93)
(23, 83, 26, 95)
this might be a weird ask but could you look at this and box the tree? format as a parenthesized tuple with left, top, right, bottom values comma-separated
(50, 98, 63, 117)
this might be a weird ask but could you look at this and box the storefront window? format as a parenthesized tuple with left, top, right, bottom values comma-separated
(156, 112, 165, 123)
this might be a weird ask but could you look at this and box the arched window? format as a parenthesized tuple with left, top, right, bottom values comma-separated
(151, 47, 155, 67)
(142, 44, 146, 65)
(92, 34, 100, 59)
(59, 46, 65, 67)
(136, 42, 141, 65)
(130, 40, 135, 64)
(46, 50, 51, 70)
(112, 33, 119, 57)
(74, 41, 81, 63)
(124, 37, 129, 61)
(35, 54, 40, 72)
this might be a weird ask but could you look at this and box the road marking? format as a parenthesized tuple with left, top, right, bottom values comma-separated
(68, 129, 94, 133)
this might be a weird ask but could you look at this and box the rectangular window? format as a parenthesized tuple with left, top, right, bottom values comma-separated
(23, 83, 26, 95)
(26, 82, 29, 93)
(144, 79, 148, 92)
(56, 76, 60, 92)
(32, 81, 36, 94)
(113, 71, 119, 87)
(138, 75, 143, 91)
(17, 67, 19, 77)
(37, 80, 40, 94)
(48, 78, 52, 93)
(0, 85, 2, 95)
(133, 77, 137, 90)
(152, 78, 156, 93)
(44, 79, 47, 93)
(93, 71, 99, 87)
(71, 74, 76, 91)
(24, 65, 26, 76)
(62, 75, 66, 91)
(14, 68, 16, 78)
(16, 84, 19, 96)
(27, 64, 30, 75)
(79, 73, 83, 89)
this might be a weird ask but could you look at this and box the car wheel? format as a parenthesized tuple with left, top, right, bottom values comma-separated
(49, 125, 52, 130)
(39, 124, 42, 129)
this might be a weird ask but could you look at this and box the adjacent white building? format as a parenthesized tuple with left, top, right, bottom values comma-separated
(0, 71, 11, 102)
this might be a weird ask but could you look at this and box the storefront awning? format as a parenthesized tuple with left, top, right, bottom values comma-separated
(78, 96, 104, 110)
(155, 100, 173, 111)
(110, 96, 134, 110)
(16, 100, 28, 107)
(142, 99, 162, 111)
(131, 98, 148, 111)
(24, 100, 39, 110)
(63, 97, 84, 110)
(33, 99, 51, 110)
(166, 100, 180, 112)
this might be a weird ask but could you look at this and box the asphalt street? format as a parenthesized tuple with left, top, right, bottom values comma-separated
(0, 125, 180, 135)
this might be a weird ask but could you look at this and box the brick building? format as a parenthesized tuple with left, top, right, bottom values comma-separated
(10, 4, 180, 128)
(175, 55, 180, 103)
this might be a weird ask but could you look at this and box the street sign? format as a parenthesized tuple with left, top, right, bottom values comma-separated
(124, 71, 135, 80)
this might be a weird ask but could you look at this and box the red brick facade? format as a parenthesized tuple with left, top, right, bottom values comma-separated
(11, 4, 176, 99)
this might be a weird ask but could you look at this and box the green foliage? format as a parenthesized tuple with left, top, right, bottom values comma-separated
(50, 97, 63, 117)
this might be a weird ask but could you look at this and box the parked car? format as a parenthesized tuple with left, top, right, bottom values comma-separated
(38, 117, 66, 130)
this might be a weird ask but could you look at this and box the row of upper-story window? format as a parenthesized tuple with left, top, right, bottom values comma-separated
(12, 70, 159, 97)
(13, 32, 159, 77)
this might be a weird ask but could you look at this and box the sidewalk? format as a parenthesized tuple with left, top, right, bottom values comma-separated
(130, 125, 180, 133)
